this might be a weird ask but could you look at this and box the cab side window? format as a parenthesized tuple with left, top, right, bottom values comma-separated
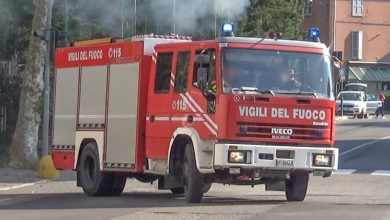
(192, 49, 216, 90)
(154, 52, 173, 93)
(174, 51, 190, 93)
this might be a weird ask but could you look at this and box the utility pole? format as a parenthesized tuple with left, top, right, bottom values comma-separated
(121, 0, 125, 38)
(214, 0, 217, 38)
(173, 0, 176, 34)
(64, 0, 68, 42)
(134, 0, 137, 35)
(42, 0, 54, 157)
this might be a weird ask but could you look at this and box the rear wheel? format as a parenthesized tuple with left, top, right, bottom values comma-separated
(183, 143, 204, 203)
(78, 143, 126, 196)
(108, 173, 127, 196)
(285, 172, 309, 202)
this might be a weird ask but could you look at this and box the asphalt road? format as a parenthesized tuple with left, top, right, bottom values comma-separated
(1, 117, 390, 220)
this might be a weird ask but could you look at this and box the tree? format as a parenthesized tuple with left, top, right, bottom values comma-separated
(8, 0, 53, 169)
(239, 0, 306, 40)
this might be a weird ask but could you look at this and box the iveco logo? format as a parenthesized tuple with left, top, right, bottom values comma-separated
(271, 128, 293, 135)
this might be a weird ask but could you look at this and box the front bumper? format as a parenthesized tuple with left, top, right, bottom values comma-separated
(336, 106, 360, 115)
(214, 143, 338, 171)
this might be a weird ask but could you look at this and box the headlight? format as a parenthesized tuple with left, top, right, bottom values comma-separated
(228, 150, 251, 164)
(313, 154, 332, 167)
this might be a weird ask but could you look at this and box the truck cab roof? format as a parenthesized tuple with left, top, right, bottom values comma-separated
(217, 37, 328, 50)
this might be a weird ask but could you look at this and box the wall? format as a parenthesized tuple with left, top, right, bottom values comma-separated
(335, 0, 390, 62)
(300, 0, 331, 46)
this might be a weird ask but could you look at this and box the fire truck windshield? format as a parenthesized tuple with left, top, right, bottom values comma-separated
(221, 48, 333, 99)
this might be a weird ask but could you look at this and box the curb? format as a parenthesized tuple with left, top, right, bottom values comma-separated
(0, 180, 49, 192)
(335, 116, 349, 121)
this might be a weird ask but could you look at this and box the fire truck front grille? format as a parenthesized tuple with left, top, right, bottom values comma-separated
(236, 122, 328, 141)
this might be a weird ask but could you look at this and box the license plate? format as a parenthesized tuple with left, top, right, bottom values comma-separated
(276, 159, 294, 167)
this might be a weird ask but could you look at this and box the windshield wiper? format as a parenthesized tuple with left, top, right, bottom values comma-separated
(233, 87, 275, 96)
(258, 89, 275, 96)
(276, 91, 319, 98)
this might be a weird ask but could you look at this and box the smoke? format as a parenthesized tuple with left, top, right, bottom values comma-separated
(146, 0, 250, 36)
(57, 0, 250, 40)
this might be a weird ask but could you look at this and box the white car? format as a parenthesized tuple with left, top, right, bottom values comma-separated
(336, 91, 367, 118)
(366, 94, 382, 115)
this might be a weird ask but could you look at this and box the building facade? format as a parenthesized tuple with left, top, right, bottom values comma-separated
(301, 0, 390, 110)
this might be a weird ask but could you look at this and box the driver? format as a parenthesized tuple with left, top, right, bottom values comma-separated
(272, 65, 294, 90)
(222, 63, 240, 92)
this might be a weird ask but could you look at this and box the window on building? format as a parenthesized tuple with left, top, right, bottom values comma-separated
(304, 0, 312, 16)
(154, 52, 173, 93)
(383, 82, 390, 91)
(351, 31, 363, 60)
(174, 51, 190, 93)
(352, 0, 363, 17)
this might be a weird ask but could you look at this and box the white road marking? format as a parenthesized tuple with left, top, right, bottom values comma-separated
(0, 180, 48, 191)
(339, 136, 390, 156)
(371, 170, 390, 176)
(0, 198, 12, 202)
(333, 169, 356, 175)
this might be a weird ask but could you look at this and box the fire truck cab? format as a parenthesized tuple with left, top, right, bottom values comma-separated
(52, 32, 338, 203)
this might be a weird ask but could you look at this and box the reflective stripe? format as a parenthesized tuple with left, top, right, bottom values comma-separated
(154, 116, 170, 121)
(185, 92, 204, 113)
(185, 92, 218, 130)
(170, 116, 187, 121)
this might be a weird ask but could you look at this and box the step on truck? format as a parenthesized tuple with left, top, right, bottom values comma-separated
(52, 25, 339, 203)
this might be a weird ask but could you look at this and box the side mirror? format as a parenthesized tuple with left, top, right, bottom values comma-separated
(196, 67, 208, 91)
(195, 54, 210, 65)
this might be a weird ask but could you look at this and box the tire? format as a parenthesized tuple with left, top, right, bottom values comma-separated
(285, 172, 309, 202)
(170, 187, 184, 194)
(172, 180, 211, 195)
(108, 173, 127, 196)
(202, 182, 212, 193)
(183, 143, 204, 203)
(78, 143, 126, 196)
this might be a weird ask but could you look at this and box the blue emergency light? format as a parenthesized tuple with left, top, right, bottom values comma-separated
(221, 22, 234, 37)
(308, 28, 320, 41)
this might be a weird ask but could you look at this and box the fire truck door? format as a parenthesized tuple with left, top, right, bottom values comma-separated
(188, 48, 217, 137)
(146, 51, 174, 158)
(171, 51, 192, 127)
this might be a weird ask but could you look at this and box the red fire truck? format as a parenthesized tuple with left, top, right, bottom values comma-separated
(52, 26, 338, 203)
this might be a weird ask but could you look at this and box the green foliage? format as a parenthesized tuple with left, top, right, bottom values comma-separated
(0, 0, 34, 62)
(238, 0, 306, 40)
(0, 76, 22, 162)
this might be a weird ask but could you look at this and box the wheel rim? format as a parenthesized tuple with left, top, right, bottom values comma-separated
(85, 155, 96, 183)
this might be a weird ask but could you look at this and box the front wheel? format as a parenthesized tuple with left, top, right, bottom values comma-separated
(183, 143, 204, 203)
(285, 172, 309, 202)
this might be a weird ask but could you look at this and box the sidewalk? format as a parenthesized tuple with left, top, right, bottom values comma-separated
(0, 168, 44, 191)
(335, 115, 349, 121)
